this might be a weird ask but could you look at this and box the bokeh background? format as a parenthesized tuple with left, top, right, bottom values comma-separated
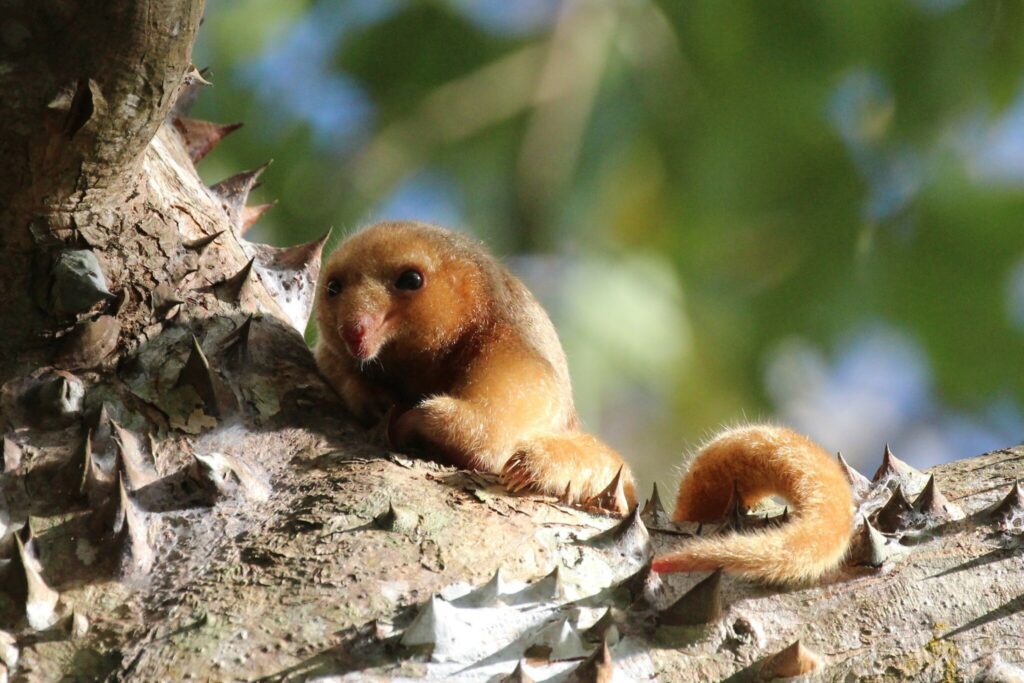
(193, 0, 1024, 494)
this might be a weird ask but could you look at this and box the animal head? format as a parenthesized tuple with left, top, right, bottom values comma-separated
(316, 221, 490, 363)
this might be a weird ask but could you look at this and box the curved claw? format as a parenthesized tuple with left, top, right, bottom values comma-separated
(501, 454, 536, 494)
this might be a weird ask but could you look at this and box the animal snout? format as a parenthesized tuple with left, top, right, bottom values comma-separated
(342, 321, 368, 349)
(341, 313, 383, 358)
(342, 319, 370, 350)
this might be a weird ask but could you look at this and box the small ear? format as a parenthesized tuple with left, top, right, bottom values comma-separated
(451, 260, 486, 303)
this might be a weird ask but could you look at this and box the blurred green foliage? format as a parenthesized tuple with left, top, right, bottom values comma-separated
(193, 0, 1024, 487)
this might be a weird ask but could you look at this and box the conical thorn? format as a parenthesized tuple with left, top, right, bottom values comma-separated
(183, 230, 224, 252)
(617, 556, 663, 606)
(61, 78, 96, 139)
(221, 314, 254, 363)
(112, 473, 154, 576)
(535, 564, 567, 602)
(207, 258, 255, 305)
(240, 201, 277, 235)
(17, 517, 34, 547)
(259, 227, 332, 271)
(151, 282, 186, 320)
(641, 482, 671, 527)
(872, 444, 919, 484)
(186, 64, 212, 86)
(587, 465, 629, 516)
(837, 451, 871, 499)
(172, 117, 243, 164)
(70, 428, 111, 504)
(247, 229, 331, 333)
(172, 66, 211, 117)
(12, 534, 60, 630)
(657, 568, 723, 627)
(373, 500, 417, 533)
(111, 420, 156, 491)
(586, 504, 650, 562)
(400, 594, 458, 650)
(760, 640, 822, 678)
(455, 567, 505, 607)
(174, 335, 219, 415)
(851, 519, 891, 568)
(209, 162, 271, 221)
(763, 505, 790, 528)
(913, 474, 956, 521)
(536, 615, 588, 661)
(510, 564, 567, 604)
(988, 480, 1024, 525)
(715, 480, 748, 534)
(90, 402, 113, 443)
(874, 484, 915, 533)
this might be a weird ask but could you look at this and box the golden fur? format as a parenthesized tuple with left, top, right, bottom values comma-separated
(652, 425, 854, 584)
(315, 221, 636, 506)
(316, 222, 852, 581)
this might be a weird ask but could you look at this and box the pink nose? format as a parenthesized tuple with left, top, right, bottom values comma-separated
(342, 313, 382, 356)
(342, 322, 367, 350)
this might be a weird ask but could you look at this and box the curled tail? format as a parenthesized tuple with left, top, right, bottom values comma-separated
(652, 425, 854, 584)
(502, 432, 637, 509)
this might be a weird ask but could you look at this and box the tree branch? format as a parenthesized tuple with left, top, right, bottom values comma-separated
(0, 0, 204, 365)
(1, 0, 204, 214)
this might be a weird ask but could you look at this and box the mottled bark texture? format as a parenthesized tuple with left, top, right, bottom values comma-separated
(2, 3, 1024, 682)
(0, 0, 205, 370)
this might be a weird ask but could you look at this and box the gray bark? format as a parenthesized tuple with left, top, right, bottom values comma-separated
(1, 3, 1023, 682)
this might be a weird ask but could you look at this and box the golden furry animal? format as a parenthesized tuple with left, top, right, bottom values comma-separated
(652, 424, 855, 584)
(314, 221, 636, 508)
(316, 221, 853, 581)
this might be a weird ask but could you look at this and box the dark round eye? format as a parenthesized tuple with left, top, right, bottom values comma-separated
(326, 279, 342, 298)
(395, 269, 424, 291)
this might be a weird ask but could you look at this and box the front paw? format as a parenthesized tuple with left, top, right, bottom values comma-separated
(387, 397, 460, 450)
(387, 397, 480, 469)
(388, 407, 424, 450)
(341, 379, 394, 427)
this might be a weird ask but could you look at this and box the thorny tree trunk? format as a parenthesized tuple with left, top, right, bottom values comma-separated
(2, 3, 1024, 682)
